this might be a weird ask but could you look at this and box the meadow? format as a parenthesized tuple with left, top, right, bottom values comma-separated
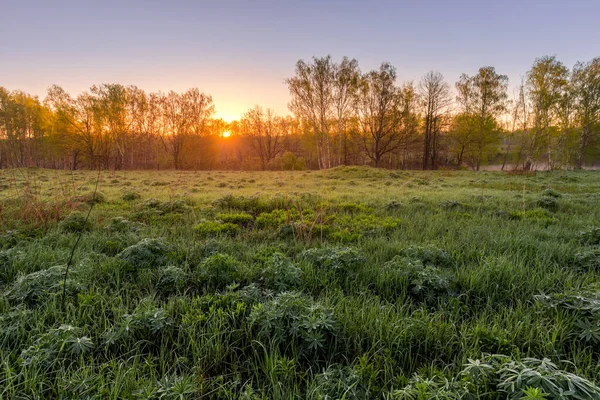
(1, 166, 600, 399)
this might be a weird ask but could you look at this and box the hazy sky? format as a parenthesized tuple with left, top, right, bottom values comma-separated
(2, 0, 599, 121)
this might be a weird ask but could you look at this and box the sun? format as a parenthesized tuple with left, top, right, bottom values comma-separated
(222, 131, 231, 138)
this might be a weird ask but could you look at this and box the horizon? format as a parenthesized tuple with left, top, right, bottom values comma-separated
(3, 0, 600, 121)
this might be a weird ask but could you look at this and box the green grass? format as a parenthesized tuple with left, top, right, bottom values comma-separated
(1, 166, 600, 398)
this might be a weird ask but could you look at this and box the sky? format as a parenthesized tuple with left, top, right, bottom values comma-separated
(2, 0, 599, 121)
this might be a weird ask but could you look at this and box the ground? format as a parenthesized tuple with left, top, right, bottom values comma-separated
(1, 166, 600, 399)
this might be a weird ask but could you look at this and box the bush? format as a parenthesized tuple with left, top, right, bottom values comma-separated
(216, 212, 254, 225)
(60, 213, 90, 233)
(5, 265, 83, 306)
(194, 253, 244, 290)
(255, 209, 287, 228)
(117, 238, 171, 269)
(509, 208, 557, 224)
(542, 188, 562, 198)
(248, 292, 339, 359)
(156, 266, 187, 296)
(537, 196, 559, 212)
(578, 227, 600, 245)
(105, 216, 144, 233)
(76, 191, 106, 205)
(21, 325, 93, 367)
(401, 245, 452, 268)
(194, 221, 240, 237)
(382, 256, 453, 303)
(122, 191, 141, 201)
(256, 252, 302, 291)
(300, 246, 365, 277)
(307, 365, 370, 399)
(574, 248, 600, 270)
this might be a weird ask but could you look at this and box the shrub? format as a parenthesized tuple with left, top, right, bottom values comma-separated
(255, 209, 287, 228)
(248, 292, 339, 358)
(216, 212, 254, 225)
(542, 188, 562, 198)
(21, 325, 93, 367)
(578, 227, 600, 245)
(535, 284, 600, 344)
(537, 196, 559, 212)
(104, 302, 170, 346)
(122, 191, 141, 201)
(195, 253, 244, 290)
(76, 191, 106, 205)
(307, 365, 370, 399)
(106, 216, 144, 233)
(4, 265, 83, 306)
(156, 266, 187, 296)
(60, 213, 90, 233)
(401, 245, 452, 268)
(194, 221, 239, 237)
(574, 248, 600, 270)
(256, 252, 302, 291)
(509, 208, 557, 224)
(117, 238, 171, 269)
(300, 246, 365, 277)
(441, 200, 465, 210)
(393, 356, 600, 399)
(382, 256, 453, 303)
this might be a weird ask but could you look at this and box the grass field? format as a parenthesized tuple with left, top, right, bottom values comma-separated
(1, 167, 600, 399)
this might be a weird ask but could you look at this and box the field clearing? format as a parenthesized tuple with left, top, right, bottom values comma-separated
(2, 167, 600, 398)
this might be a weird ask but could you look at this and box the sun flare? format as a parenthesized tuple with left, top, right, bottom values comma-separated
(222, 131, 231, 138)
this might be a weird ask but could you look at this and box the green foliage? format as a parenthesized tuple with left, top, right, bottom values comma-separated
(537, 196, 559, 212)
(249, 292, 339, 358)
(578, 227, 600, 245)
(542, 188, 562, 198)
(382, 256, 453, 303)
(194, 253, 244, 290)
(255, 251, 302, 291)
(255, 209, 288, 228)
(401, 245, 452, 268)
(4, 265, 83, 306)
(20, 325, 93, 367)
(76, 191, 106, 205)
(117, 238, 171, 269)
(300, 246, 365, 277)
(156, 266, 187, 296)
(216, 212, 254, 225)
(536, 284, 600, 344)
(122, 191, 141, 201)
(59, 213, 90, 233)
(509, 208, 557, 224)
(194, 220, 240, 237)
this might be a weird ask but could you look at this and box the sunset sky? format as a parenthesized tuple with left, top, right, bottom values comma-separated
(2, 0, 599, 121)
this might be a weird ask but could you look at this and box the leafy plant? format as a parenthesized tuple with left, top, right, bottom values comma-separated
(194, 220, 240, 237)
(117, 238, 172, 269)
(60, 213, 91, 233)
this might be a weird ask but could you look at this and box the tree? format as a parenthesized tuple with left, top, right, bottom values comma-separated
(287, 56, 336, 169)
(419, 71, 451, 170)
(241, 106, 287, 169)
(354, 63, 407, 167)
(333, 57, 360, 165)
(526, 56, 569, 170)
(572, 57, 600, 169)
(455, 66, 508, 170)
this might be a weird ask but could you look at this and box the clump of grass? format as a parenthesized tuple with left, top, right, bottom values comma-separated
(117, 238, 171, 269)
(195, 220, 239, 237)
(537, 196, 559, 212)
(5, 265, 83, 306)
(216, 212, 254, 225)
(122, 191, 141, 201)
(59, 213, 91, 233)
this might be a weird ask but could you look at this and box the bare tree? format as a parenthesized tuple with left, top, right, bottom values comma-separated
(241, 106, 286, 169)
(419, 71, 451, 170)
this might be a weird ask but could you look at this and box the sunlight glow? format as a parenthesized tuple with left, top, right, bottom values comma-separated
(222, 131, 231, 138)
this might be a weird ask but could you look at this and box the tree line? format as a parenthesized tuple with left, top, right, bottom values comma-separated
(1, 55, 599, 171)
